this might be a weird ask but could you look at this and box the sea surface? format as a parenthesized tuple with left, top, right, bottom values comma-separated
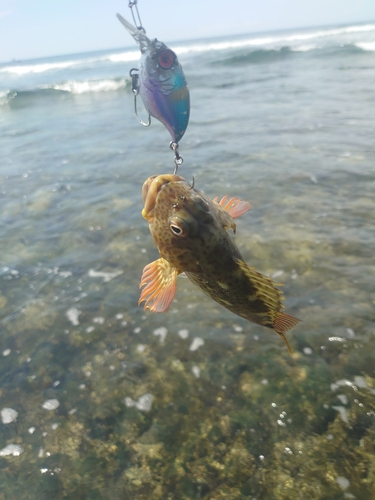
(1, 20, 375, 499)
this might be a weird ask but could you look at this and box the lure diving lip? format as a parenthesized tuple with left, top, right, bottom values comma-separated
(117, 13, 190, 144)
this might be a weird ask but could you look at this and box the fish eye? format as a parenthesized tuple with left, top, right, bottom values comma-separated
(168, 216, 189, 237)
(157, 49, 176, 70)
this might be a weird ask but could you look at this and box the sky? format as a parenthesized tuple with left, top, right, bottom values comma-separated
(1, 0, 375, 62)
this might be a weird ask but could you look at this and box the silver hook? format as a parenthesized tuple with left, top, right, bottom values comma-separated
(134, 95, 151, 127)
(130, 68, 151, 127)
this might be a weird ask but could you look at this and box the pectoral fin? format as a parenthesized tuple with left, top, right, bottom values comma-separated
(213, 195, 251, 219)
(139, 258, 179, 312)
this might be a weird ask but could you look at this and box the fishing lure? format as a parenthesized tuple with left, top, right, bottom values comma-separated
(117, 2, 190, 170)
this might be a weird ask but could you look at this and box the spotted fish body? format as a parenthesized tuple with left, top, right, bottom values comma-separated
(140, 174, 300, 353)
(117, 14, 190, 143)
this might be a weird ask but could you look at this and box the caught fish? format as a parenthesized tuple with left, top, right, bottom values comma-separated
(139, 174, 300, 354)
(117, 13, 190, 144)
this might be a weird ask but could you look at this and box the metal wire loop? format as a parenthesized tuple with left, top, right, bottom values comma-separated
(129, 68, 139, 95)
(128, 0, 145, 32)
(170, 142, 184, 174)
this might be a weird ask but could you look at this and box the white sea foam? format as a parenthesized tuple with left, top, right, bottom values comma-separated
(42, 399, 60, 411)
(0, 50, 138, 76)
(189, 337, 205, 351)
(336, 476, 350, 490)
(108, 51, 139, 62)
(0, 89, 17, 106)
(66, 307, 81, 326)
(153, 326, 168, 343)
(355, 41, 375, 51)
(125, 393, 154, 412)
(2, 22, 373, 79)
(88, 269, 124, 281)
(0, 59, 90, 75)
(332, 405, 351, 427)
(44, 79, 128, 95)
(0, 444, 24, 457)
(1, 408, 18, 424)
(178, 329, 189, 339)
(293, 44, 318, 52)
(174, 23, 375, 55)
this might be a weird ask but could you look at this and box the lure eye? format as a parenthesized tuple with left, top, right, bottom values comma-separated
(157, 49, 176, 70)
(169, 216, 189, 237)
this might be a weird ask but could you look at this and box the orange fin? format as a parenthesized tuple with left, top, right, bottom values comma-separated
(274, 313, 301, 355)
(138, 258, 179, 312)
(213, 195, 251, 219)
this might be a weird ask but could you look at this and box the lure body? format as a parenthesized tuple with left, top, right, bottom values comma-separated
(117, 14, 190, 143)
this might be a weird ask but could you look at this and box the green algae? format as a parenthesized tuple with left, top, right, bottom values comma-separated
(1, 222, 375, 500)
(1, 157, 375, 500)
(1, 302, 375, 499)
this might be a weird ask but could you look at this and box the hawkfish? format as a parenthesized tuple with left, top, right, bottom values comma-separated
(117, 13, 190, 144)
(139, 174, 300, 353)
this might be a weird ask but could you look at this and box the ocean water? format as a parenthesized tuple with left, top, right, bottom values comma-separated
(1, 20, 375, 499)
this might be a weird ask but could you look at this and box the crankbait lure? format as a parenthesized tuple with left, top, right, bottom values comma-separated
(117, 2, 190, 171)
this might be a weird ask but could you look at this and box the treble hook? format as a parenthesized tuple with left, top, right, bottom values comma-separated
(170, 142, 184, 174)
(130, 68, 151, 127)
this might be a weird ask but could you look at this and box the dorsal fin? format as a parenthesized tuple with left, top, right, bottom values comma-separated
(233, 258, 285, 313)
(213, 196, 251, 219)
(234, 258, 300, 355)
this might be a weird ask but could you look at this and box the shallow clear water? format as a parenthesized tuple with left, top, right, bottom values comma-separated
(1, 21, 375, 499)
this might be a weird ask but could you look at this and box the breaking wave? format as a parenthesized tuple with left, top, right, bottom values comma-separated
(0, 89, 17, 106)
(355, 41, 375, 51)
(42, 78, 128, 94)
(212, 41, 375, 66)
(213, 46, 294, 65)
(0, 52, 139, 76)
(0, 78, 129, 106)
(173, 23, 375, 56)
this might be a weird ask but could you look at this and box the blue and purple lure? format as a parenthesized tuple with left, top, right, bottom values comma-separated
(117, 13, 190, 144)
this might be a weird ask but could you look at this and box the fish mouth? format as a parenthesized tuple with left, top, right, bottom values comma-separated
(141, 174, 185, 220)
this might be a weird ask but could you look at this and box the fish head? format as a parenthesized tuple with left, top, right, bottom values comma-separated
(142, 174, 223, 272)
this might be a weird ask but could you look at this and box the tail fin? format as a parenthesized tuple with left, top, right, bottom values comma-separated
(273, 313, 301, 355)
